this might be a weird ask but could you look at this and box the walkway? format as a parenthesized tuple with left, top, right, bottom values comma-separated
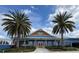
(33, 48, 52, 53)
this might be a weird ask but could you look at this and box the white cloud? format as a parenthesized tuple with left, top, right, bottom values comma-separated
(31, 6, 35, 9)
(31, 6, 38, 10)
(48, 14, 54, 21)
(47, 5, 79, 38)
(0, 35, 6, 39)
(24, 9, 32, 15)
(0, 13, 9, 39)
(64, 29, 79, 38)
(30, 27, 37, 33)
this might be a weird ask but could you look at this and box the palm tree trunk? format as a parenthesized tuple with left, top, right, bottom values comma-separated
(16, 33, 20, 48)
(16, 37, 20, 48)
(61, 33, 64, 47)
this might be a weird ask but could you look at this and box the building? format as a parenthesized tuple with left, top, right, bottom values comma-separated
(14, 29, 79, 47)
(0, 38, 11, 49)
(64, 38, 79, 47)
(19, 29, 60, 47)
(0, 38, 9, 45)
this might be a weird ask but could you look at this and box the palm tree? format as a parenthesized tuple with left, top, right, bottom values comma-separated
(52, 11, 75, 47)
(2, 10, 31, 48)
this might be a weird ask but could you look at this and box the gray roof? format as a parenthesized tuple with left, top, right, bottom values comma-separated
(20, 36, 59, 40)
(20, 29, 59, 40)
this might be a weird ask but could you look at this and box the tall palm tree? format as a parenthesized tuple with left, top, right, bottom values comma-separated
(2, 10, 31, 48)
(52, 11, 75, 46)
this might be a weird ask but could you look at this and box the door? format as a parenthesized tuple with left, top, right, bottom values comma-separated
(37, 41, 44, 48)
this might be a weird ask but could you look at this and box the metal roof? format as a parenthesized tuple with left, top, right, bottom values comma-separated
(19, 29, 59, 40)
(20, 36, 59, 40)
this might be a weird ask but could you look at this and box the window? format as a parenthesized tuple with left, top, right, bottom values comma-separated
(37, 32, 43, 35)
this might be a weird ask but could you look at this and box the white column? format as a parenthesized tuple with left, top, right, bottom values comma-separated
(23, 40, 26, 46)
(2, 41, 4, 45)
(45, 40, 47, 46)
(34, 40, 37, 46)
(54, 40, 56, 46)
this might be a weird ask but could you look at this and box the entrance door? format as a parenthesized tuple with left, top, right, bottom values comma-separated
(37, 41, 44, 48)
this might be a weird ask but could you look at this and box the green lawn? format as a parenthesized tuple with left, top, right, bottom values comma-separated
(0, 46, 36, 53)
(45, 46, 78, 51)
(1, 46, 79, 53)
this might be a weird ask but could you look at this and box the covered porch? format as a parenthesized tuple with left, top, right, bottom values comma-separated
(19, 36, 60, 47)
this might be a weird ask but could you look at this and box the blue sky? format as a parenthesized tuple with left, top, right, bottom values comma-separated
(0, 5, 79, 39)
(0, 5, 56, 39)
(0, 5, 55, 28)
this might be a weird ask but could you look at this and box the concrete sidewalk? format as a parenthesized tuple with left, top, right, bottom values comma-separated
(32, 48, 52, 53)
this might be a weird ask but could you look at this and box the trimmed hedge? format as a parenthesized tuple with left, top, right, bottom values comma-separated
(0, 46, 36, 52)
(45, 46, 78, 51)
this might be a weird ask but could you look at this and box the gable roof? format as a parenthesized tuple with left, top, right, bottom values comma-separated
(19, 29, 59, 40)
(30, 29, 52, 36)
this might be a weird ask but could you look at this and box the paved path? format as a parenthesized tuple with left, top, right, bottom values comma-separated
(29, 47, 79, 53)
(32, 48, 52, 53)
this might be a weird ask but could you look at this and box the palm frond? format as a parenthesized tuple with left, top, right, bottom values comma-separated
(52, 11, 75, 37)
(2, 10, 31, 38)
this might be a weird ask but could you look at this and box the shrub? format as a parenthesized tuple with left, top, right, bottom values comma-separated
(0, 46, 36, 52)
(45, 46, 78, 51)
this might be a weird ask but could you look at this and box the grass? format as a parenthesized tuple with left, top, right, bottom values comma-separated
(45, 46, 78, 51)
(0, 46, 79, 52)
(0, 46, 36, 53)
